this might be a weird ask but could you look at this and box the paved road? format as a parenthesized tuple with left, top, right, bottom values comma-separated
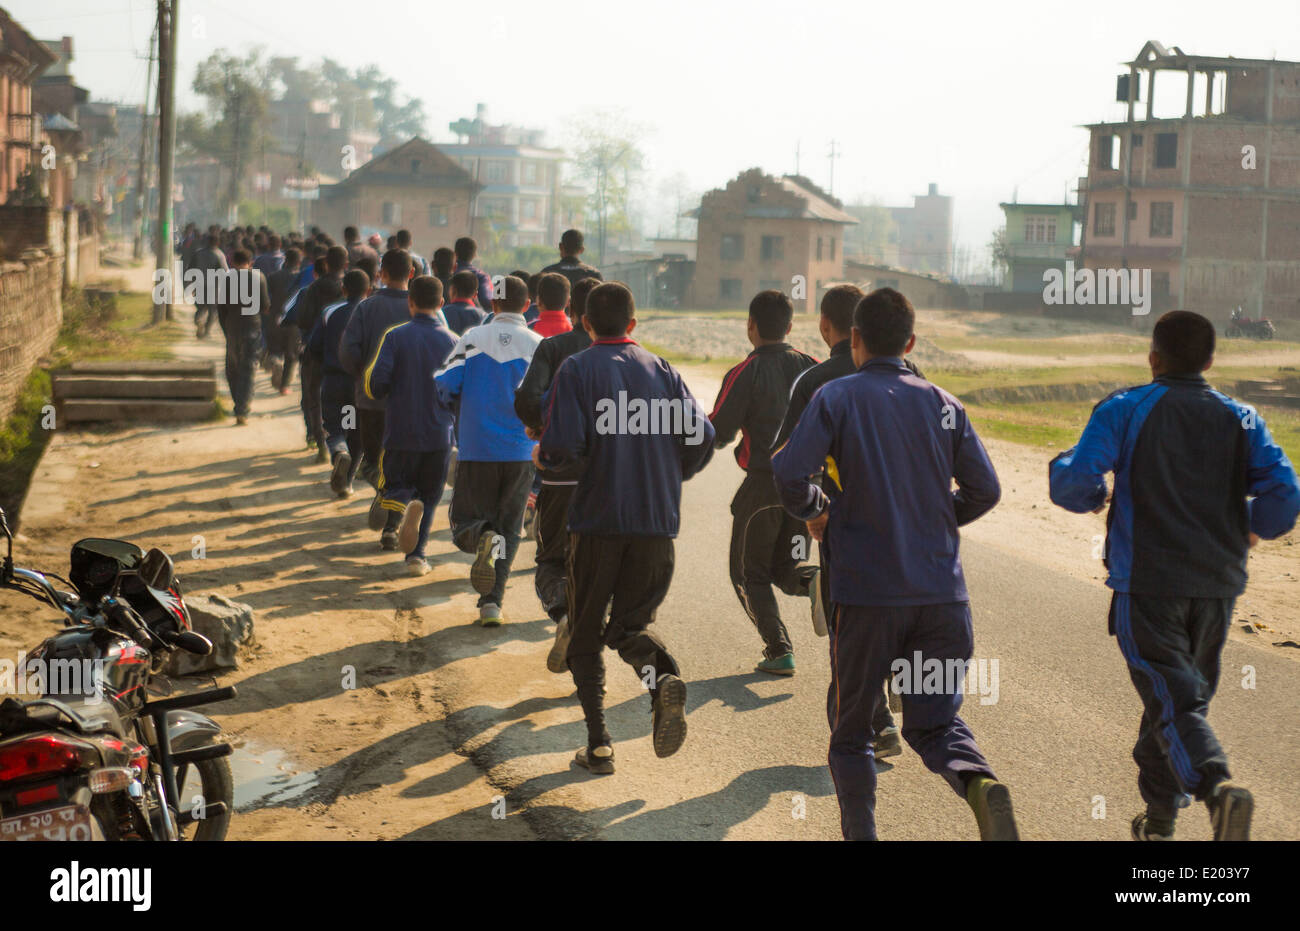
(398, 365, 1300, 841)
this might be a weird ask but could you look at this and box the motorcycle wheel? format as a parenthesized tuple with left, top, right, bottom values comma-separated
(1262, 328, 1275, 341)
(1226, 325, 1241, 338)
(175, 742, 234, 841)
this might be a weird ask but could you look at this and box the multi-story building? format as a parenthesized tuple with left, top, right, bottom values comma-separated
(689, 168, 857, 312)
(890, 183, 953, 276)
(1079, 40, 1300, 322)
(998, 201, 1078, 292)
(437, 104, 584, 249)
(0, 8, 55, 206)
(313, 137, 477, 254)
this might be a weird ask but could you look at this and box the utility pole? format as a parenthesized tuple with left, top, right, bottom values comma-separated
(827, 140, 840, 198)
(133, 22, 157, 260)
(153, 0, 178, 324)
(795, 140, 800, 177)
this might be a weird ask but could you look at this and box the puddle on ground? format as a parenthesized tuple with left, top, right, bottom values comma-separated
(228, 741, 320, 810)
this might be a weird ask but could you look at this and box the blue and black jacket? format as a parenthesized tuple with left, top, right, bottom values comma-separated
(772, 357, 1000, 606)
(1050, 373, 1300, 598)
(538, 338, 715, 537)
(363, 314, 458, 451)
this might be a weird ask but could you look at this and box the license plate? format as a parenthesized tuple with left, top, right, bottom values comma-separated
(0, 804, 95, 841)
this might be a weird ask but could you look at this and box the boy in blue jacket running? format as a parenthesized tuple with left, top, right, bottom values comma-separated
(537, 282, 714, 774)
(364, 276, 459, 576)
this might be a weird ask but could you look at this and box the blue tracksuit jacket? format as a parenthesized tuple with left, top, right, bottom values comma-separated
(435, 312, 541, 461)
(538, 337, 715, 537)
(771, 356, 1000, 606)
(1049, 373, 1299, 597)
(364, 314, 458, 451)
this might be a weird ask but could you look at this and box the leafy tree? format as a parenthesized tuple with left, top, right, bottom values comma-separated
(183, 49, 271, 214)
(569, 111, 646, 266)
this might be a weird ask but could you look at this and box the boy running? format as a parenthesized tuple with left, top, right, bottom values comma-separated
(514, 275, 598, 672)
(1050, 310, 1299, 841)
(364, 276, 460, 576)
(772, 288, 1013, 842)
(442, 271, 488, 335)
(711, 290, 818, 676)
(311, 268, 369, 497)
(529, 273, 572, 337)
(537, 282, 714, 774)
(435, 276, 541, 625)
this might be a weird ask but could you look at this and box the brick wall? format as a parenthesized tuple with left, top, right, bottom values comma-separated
(0, 249, 63, 422)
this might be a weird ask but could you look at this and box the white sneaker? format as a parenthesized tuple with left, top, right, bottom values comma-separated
(479, 603, 502, 627)
(397, 499, 424, 555)
(406, 556, 430, 577)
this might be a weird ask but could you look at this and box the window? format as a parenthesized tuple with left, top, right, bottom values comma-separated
(721, 234, 743, 261)
(411, 159, 421, 175)
(1152, 271, 1171, 296)
(1150, 201, 1174, 237)
(760, 235, 784, 262)
(521, 199, 537, 220)
(830, 238, 836, 261)
(816, 236, 823, 261)
(1127, 201, 1138, 221)
(1024, 215, 1058, 243)
(1098, 134, 1120, 170)
(428, 204, 448, 227)
(484, 160, 509, 182)
(522, 162, 538, 185)
(482, 199, 509, 219)
(720, 278, 743, 301)
(1155, 133, 1178, 169)
(746, 185, 760, 204)
(1094, 202, 1116, 236)
(382, 202, 402, 224)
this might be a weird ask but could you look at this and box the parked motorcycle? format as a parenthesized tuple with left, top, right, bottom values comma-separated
(1225, 306, 1275, 340)
(0, 507, 236, 841)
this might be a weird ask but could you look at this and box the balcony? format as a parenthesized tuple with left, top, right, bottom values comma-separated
(1007, 241, 1069, 260)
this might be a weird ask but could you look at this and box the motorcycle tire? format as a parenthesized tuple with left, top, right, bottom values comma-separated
(175, 741, 234, 841)
(1226, 325, 1241, 338)
(1262, 328, 1275, 341)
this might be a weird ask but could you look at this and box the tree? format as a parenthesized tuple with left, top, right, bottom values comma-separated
(654, 171, 699, 240)
(569, 111, 646, 266)
(843, 201, 897, 262)
(988, 226, 1011, 284)
(184, 49, 272, 216)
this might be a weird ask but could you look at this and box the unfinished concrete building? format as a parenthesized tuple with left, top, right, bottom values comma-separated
(1078, 41, 1300, 322)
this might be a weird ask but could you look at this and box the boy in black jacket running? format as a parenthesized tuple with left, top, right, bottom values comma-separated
(710, 290, 818, 676)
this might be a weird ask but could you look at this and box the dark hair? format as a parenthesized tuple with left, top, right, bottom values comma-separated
(493, 275, 529, 312)
(356, 255, 378, 285)
(343, 268, 370, 299)
(509, 269, 531, 291)
(1153, 310, 1216, 374)
(380, 248, 412, 283)
(560, 229, 584, 254)
(537, 272, 570, 311)
(854, 288, 915, 356)
(450, 270, 479, 300)
(571, 276, 601, 322)
(344, 226, 359, 242)
(205, 233, 221, 248)
(432, 247, 455, 275)
(325, 245, 349, 274)
(526, 272, 542, 300)
(312, 256, 328, 277)
(283, 246, 302, 268)
(749, 289, 793, 340)
(231, 249, 251, 266)
(821, 284, 863, 337)
(409, 275, 443, 310)
(454, 237, 477, 262)
(267, 234, 281, 250)
(585, 281, 635, 337)
(395, 229, 412, 248)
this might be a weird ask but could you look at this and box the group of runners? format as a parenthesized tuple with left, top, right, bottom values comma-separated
(177, 219, 1299, 841)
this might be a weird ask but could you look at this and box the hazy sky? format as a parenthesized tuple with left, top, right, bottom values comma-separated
(11, 0, 1300, 267)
